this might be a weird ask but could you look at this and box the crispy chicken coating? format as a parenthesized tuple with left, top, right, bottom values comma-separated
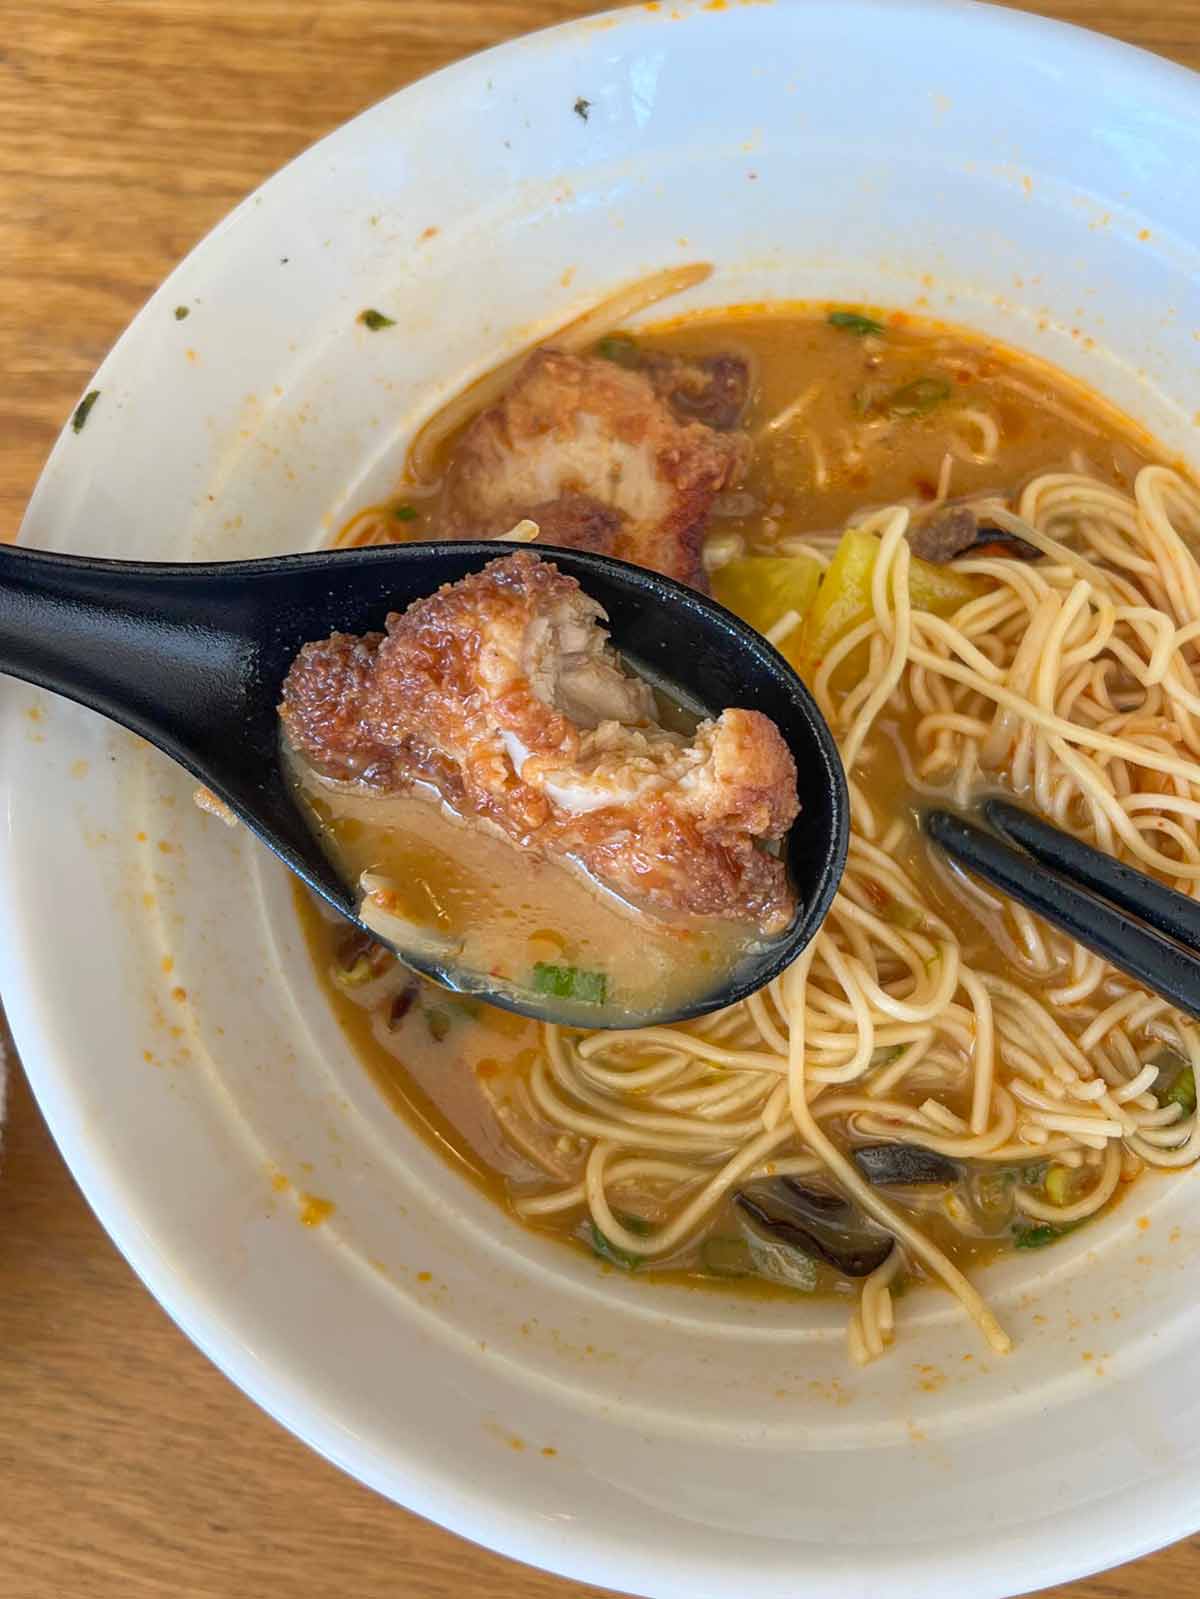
(436, 349, 749, 591)
(281, 552, 798, 931)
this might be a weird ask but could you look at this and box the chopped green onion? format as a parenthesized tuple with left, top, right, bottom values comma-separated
(358, 308, 396, 330)
(392, 503, 419, 521)
(742, 1225, 820, 1291)
(589, 1211, 652, 1270)
(828, 310, 885, 336)
(1044, 1165, 1073, 1206)
(1168, 1068, 1197, 1113)
(869, 1044, 904, 1068)
(883, 900, 927, 932)
(331, 954, 375, 989)
(595, 333, 640, 367)
(174, 305, 190, 321)
(1161, 1062, 1197, 1114)
(700, 1235, 753, 1278)
(885, 377, 951, 418)
(71, 390, 100, 433)
(1013, 1221, 1075, 1250)
(532, 962, 608, 1005)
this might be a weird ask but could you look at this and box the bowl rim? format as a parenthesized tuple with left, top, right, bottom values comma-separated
(6, 2, 1200, 1595)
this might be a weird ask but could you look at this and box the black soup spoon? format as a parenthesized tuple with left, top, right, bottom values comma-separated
(0, 540, 848, 1026)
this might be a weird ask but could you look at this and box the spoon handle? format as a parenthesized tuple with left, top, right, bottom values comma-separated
(0, 543, 255, 773)
(0, 541, 354, 910)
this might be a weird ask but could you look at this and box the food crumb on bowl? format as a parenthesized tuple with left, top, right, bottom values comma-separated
(484, 1422, 527, 1452)
(71, 389, 100, 432)
(193, 786, 238, 826)
(298, 1192, 334, 1227)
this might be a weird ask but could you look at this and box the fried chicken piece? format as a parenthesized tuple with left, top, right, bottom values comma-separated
(641, 350, 751, 432)
(280, 551, 798, 932)
(515, 493, 623, 554)
(278, 628, 395, 785)
(436, 349, 749, 591)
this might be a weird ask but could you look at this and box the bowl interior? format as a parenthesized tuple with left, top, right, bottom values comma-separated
(6, 4, 1200, 1597)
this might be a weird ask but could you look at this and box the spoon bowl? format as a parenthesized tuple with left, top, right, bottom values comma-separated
(0, 539, 848, 1024)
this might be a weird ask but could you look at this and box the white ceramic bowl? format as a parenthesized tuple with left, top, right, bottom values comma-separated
(7, 3, 1200, 1594)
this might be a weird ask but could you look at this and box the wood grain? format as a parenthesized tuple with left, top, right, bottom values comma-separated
(2, 4, 1200, 1596)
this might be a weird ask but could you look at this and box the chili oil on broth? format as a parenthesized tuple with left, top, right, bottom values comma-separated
(336, 305, 1160, 549)
(305, 302, 1196, 1354)
(295, 877, 1028, 1303)
(624, 307, 1159, 538)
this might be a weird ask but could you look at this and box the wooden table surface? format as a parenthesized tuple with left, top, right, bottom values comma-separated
(4, 3, 1200, 1595)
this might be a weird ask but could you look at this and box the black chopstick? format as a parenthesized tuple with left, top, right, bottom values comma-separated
(923, 806, 1200, 1021)
(984, 797, 1200, 948)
